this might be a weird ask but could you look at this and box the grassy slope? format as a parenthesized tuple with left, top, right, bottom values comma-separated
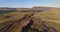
(0, 9, 60, 32)
(33, 8, 60, 32)
(0, 12, 28, 23)
(0, 12, 33, 32)
(33, 8, 60, 21)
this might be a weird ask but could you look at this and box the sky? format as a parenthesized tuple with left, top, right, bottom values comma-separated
(0, 0, 60, 8)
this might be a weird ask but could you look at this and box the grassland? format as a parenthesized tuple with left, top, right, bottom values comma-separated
(33, 8, 60, 21)
(33, 8, 60, 32)
(0, 8, 60, 32)
(0, 12, 34, 32)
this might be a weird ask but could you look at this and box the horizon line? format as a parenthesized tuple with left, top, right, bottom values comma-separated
(0, 6, 60, 8)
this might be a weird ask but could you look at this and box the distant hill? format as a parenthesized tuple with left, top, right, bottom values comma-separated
(0, 6, 60, 14)
(0, 7, 16, 14)
(16, 6, 60, 12)
(0, 7, 16, 10)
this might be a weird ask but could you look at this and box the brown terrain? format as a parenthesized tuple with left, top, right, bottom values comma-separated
(0, 6, 60, 32)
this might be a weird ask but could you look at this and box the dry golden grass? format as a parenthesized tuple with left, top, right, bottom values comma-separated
(0, 8, 60, 32)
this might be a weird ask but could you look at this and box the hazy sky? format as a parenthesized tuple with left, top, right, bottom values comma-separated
(0, 0, 60, 8)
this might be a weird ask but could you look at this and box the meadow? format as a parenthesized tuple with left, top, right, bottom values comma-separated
(0, 8, 60, 32)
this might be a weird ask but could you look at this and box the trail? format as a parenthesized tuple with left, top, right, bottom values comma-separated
(40, 20, 57, 32)
(46, 20, 60, 24)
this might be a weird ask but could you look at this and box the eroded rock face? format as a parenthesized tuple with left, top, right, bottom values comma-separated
(22, 19, 33, 32)
(22, 19, 40, 32)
